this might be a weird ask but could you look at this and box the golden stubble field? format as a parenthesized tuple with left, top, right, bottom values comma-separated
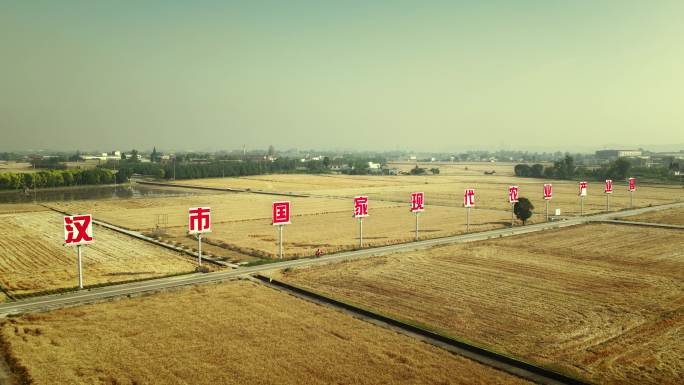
(169, 173, 681, 215)
(44, 173, 682, 259)
(623, 207, 684, 225)
(279, 223, 684, 385)
(0, 211, 198, 296)
(0, 280, 531, 385)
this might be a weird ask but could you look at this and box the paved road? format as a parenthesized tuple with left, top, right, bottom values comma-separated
(1, 201, 682, 317)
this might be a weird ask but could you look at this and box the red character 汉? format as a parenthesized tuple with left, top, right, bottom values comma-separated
(64, 214, 93, 245)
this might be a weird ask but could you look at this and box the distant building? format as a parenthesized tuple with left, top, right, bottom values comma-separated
(81, 151, 122, 162)
(595, 149, 642, 160)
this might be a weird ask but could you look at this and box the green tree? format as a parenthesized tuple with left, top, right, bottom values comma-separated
(612, 158, 631, 180)
(530, 164, 544, 177)
(514, 197, 534, 225)
(514, 164, 531, 177)
(430, 167, 440, 174)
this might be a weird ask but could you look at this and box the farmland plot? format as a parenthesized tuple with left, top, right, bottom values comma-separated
(0, 211, 197, 295)
(0, 203, 48, 215)
(622, 207, 684, 225)
(0, 280, 531, 385)
(44, 177, 683, 261)
(166, 205, 512, 258)
(46, 193, 388, 232)
(280, 224, 684, 385)
(169, 174, 681, 217)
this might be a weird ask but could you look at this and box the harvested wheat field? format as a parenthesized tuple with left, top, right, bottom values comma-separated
(0, 280, 531, 385)
(166, 205, 511, 258)
(388, 161, 520, 176)
(46, 193, 393, 232)
(168, 174, 681, 216)
(0, 211, 198, 296)
(0, 203, 48, 215)
(622, 206, 684, 225)
(279, 224, 684, 385)
(43, 177, 682, 261)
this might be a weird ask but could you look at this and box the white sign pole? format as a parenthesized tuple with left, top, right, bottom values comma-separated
(630, 190, 633, 208)
(606, 193, 610, 211)
(77, 245, 83, 289)
(359, 218, 363, 247)
(415, 212, 419, 241)
(511, 203, 515, 227)
(194, 234, 202, 266)
(580, 196, 584, 216)
(466, 207, 470, 232)
(545, 200, 549, 222)
(279, 225, 284, 259)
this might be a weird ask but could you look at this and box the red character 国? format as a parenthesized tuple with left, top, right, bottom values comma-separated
(272, 201, 291, 225)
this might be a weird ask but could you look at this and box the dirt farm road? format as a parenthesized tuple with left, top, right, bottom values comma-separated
(0, 201, 681, 317)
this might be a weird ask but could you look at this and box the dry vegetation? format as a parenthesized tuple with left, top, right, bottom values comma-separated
(45, 193, 392, 231)
(0, 211, 198, 296)
(0, 280, 531, 385)
(280, 224, 684, 385)
(165, 205, 512, 258)
(44, 174, 682, 260)
(168, 173, 681, 215)
(622, 207, 684, 225)
(0, 203, 48, 215)
(0, 162, 35, 174)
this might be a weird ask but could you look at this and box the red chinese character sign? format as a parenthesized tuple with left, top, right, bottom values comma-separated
(354, 196, 369, 218)
(508, 186, 519, 204)
(463, 189, 475, 232)
(354, 196, 369, 247)
(604, 180, 613, 211)
(578, 181, 587, 216)
(188, 207, 211, 234)
(188, 207, 211, 266)
(463, 189, 475, 208)
(508, 186, 519, 226)
(64, 215, 93, 246)
(410, 192, 424, 241)
(543, 184, 553, 221)
(410, 192, 425, 213)
(579, 181, 588, 197)
(628, 177, 636, 192)
(272, 201, 291, 225)
(272, 201, 290, 258)
(63, 214, 93, 289)
(604, 179, 613, 194)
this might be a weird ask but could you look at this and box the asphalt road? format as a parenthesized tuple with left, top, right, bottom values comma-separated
(1, 201, 681, 317)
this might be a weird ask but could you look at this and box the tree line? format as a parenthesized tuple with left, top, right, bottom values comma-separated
(102, 158, 331, 182)
(0, 169, 115, 190)
(514, 156, 634, 181)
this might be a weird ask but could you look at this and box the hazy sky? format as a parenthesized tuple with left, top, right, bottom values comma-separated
(1, 1, 683, 152)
